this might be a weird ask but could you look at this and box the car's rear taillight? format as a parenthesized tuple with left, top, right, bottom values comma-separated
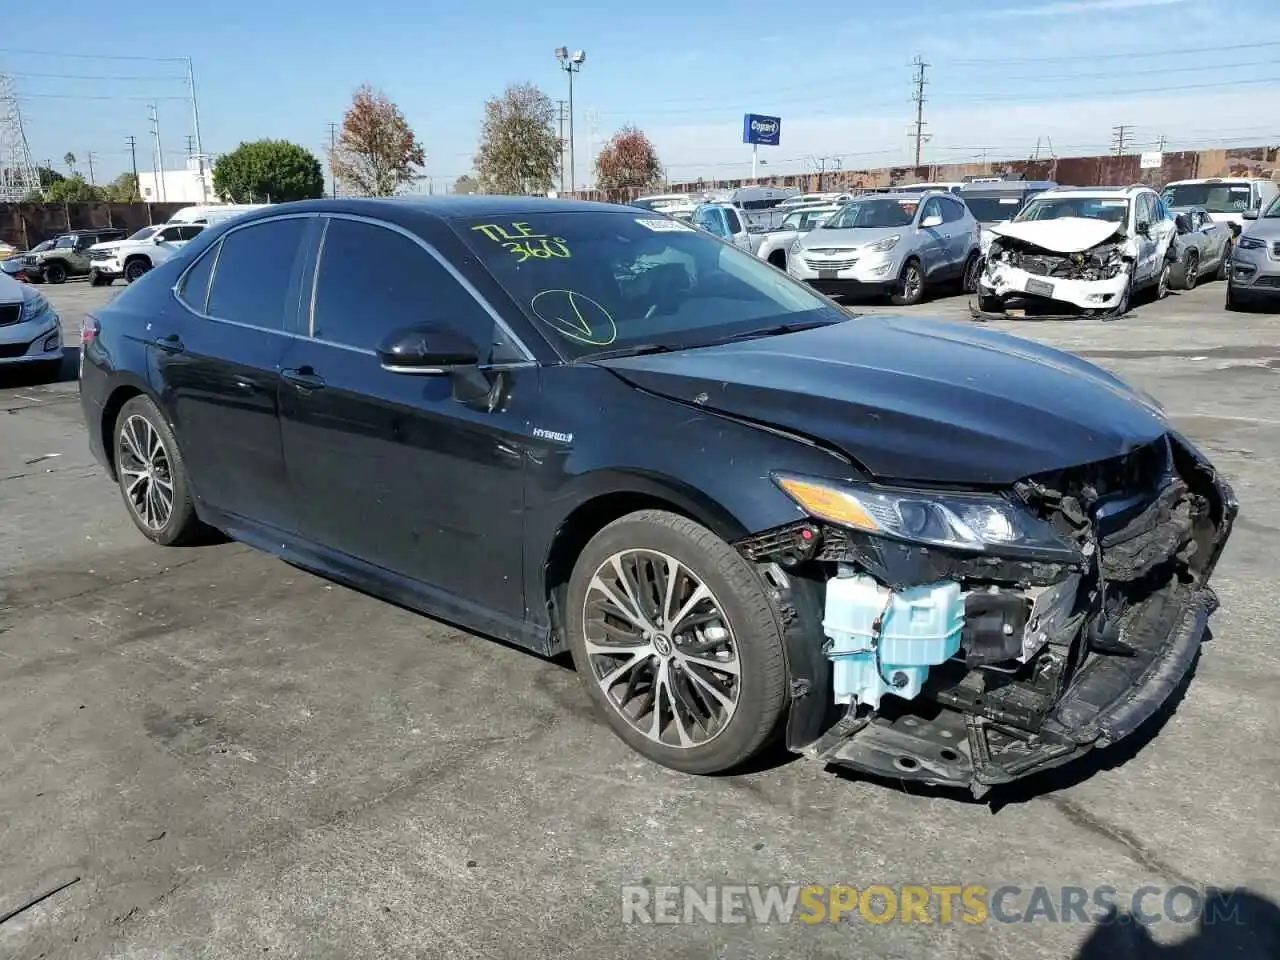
(81, 315, 100, 346)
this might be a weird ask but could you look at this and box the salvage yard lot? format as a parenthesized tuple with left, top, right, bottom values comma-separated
(2, 280, 1278, 959)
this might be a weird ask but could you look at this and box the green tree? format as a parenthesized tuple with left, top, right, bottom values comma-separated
(36, 166, 65, 190)
(453, 174, 479, 195)
(475, 83, 560, 196)
(212, 139, 326, 203)
(45, 175, 105, 202)
(595, 125, 663, 191)
(330, 85, 425, 196)
(103, 172, 140, 202)
(64, 152, 78, 175)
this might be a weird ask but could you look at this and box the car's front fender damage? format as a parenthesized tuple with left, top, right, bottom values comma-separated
(734, 433, 1237, 797)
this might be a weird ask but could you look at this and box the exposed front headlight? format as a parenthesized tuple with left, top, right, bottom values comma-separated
(1236, 236, 1266, 251)
(866, 235, 900, 253)
(773, 474, 1078, 559)
(22, 290, 56, 325)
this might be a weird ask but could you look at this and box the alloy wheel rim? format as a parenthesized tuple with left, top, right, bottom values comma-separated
(1185, 255, 1198, 289)
(582, 549, 741, 749)
(904, 266, 921, 299)
(118, 414, 174, 530)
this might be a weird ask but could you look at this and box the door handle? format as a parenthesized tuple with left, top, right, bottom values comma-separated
(281, 367, 326, 390)
(152, 333, 184, 354)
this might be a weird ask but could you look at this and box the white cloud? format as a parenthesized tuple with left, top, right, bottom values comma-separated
(974, 0, 1188, 18)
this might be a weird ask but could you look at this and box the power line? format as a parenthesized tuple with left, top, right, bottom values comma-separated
(941, 38, 1280, 65)
(15, 92, 190, 101)
(0, 47, 188, 62)
(7, 70, 188, 82)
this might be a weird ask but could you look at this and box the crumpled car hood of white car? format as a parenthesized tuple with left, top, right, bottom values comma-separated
(989, 217, 1123, 253)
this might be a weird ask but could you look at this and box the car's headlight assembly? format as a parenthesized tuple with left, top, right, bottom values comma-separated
(1236, 236, 1266, 251)
(22, 291, 56, 325)
(789, 239, 803, 254)
(773, 474, 1079, 560)
(866, 235, 900, 253)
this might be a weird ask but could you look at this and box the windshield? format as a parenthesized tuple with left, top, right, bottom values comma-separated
(1015, 197, 1129, 224)
(126, 226, 161, 242)
(963, 195, 1030, 223)
(1160, 183, 1253, 214)
(822, 198, 918, 229)
(455, 212, 846, 360)
(29, 239, 54, 253)
(780, 209, 835, 231)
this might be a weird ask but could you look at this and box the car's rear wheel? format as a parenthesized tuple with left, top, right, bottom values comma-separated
(44, 261, 67, 284)
(124, 259, 150, 283)
(564, 509, 788, 775)
(889, 258, 925, 306)
(113, 395, 205, 546)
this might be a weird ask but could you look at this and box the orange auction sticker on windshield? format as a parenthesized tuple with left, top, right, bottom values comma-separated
(471, 222, 572, 262)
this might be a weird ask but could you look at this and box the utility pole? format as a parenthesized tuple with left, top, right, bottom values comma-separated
(1111, 124, 1133, 156)
(911, 55, 929, 168)
(185, 135, 194, 157)
(149, 104, 165, 202)
(1157, 134, 1167, 151)
(555, 99, 567, 194)
(186, 58, 208, 203)
(126, 135, 140, 200)
(328, 122, 339, 197)
(86, 151, 96, 186)
(555, 48, 586, 194)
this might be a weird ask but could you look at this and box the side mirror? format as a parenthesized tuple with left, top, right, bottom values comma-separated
(1242, 209, 1259, 220)
(921, 214, 943, 229)
(1174, 214, 1192, 234)
(1135, 220, 1151, 237)
(376, 325, 478, 375)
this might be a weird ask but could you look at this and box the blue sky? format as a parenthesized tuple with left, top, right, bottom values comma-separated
(5, 0, 1279, 190)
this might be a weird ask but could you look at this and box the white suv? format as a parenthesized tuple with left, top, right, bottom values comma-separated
(87, 222, 205, 286)
(975, 184, 1177, 319)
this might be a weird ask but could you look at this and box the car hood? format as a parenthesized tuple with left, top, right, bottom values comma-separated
(596, 314, 1168, 486)
(1240, 217, 1280, 240)
(799, 225, 905, 251)
(89, 240, 126, 252)
(989, 217, 1123, 253)
(0, 272, 24, 303)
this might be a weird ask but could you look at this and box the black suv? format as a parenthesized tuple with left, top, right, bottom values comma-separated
(24, 227, 129, 284)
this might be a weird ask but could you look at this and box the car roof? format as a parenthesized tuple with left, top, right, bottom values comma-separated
(1164, 177, 1257, 185)
(225, 196, 633, 229)
(1034, 185, 1148, 198)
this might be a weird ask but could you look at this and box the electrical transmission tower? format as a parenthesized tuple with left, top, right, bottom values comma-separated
(1111, 124, 1133, 156)
(910, 55, 929, 168)
(0, 74, 41, 201)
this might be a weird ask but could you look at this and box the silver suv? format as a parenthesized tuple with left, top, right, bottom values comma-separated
(1227, 194, 1280, 311)
(787, 191, 981, 305)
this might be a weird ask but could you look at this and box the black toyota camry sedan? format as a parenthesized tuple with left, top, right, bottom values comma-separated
(79, 197, 1237, 797)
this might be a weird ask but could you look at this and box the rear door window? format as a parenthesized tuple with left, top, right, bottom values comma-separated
(177, 243, 218, 314)
(205, 217, 310, 332)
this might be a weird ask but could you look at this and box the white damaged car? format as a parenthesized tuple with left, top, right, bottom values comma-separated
(973, 185, 1177, 320)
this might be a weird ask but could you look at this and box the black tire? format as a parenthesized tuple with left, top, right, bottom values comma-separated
(44, 260, 67, 284)
(564, 509, 788, 775)
(113, 395, 206, 546)
(1155, 260, 1171, 300)
(30, 359, 63, 382)
(1107, 272, 1134, 319)
(961, 252, 981, 294)
(89, 270, 107, 287)
(124, 259, 150, 284)
(1180, 251, 1199, 291)
(889, 258, 925, 306)
(1216, 242, 1232, 281)
(768, 250, 787, 269)
(1225, 282, 1248, 312)
(977, 293, 1002, 314)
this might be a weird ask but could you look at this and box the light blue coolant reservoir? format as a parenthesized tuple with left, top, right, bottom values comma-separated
(822, 566, 964, 709)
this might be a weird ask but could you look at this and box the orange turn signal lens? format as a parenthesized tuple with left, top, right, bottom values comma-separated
(776, 477, 882, 532)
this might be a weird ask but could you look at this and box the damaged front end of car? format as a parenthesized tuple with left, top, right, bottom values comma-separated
(973, 232, 1134, 321)
(735, 433, 1237, 798)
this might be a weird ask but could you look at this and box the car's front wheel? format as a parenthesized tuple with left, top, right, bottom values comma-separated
(44, 261, 67, 284)
(124, 259, 151, 283)
(113, 395, 205, 546)
(565, 509, 788, 775)
(889, 258, 925, 306)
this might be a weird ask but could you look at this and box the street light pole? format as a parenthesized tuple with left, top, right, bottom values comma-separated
(555, 47, 585, 194)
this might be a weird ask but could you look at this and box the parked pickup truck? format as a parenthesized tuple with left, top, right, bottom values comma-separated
(87, 222, 205, 285)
